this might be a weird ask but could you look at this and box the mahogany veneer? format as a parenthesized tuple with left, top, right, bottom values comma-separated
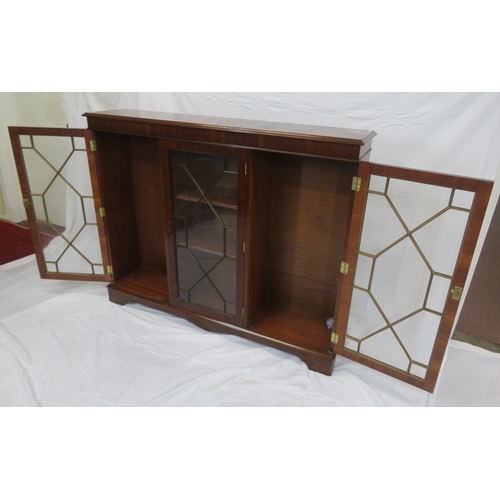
(82, 110, 376, 377)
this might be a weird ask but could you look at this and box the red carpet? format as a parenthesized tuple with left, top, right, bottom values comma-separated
(0, 220, 54, 265)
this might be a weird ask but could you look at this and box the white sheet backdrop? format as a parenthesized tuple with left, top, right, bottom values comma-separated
(61, 93, 500, 288)
(3, 92, 499, 221)
(63, 92, 500, 180)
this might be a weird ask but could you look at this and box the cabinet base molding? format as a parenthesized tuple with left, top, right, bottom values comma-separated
(107, 286, 335, 376)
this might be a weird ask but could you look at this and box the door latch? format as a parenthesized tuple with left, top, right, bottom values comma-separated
(451, 286, 463, 301)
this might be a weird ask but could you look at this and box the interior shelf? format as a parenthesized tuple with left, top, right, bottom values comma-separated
(177, 219, 237, 258)
(108, 267, 169, 304)
(176, 191, 237, 210)
(249, 305, 332, 354)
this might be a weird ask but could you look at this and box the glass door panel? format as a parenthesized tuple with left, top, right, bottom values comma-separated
(335, 162, 492, 392)
(166, 144, 244, 323)
(9, 127, 111, 281)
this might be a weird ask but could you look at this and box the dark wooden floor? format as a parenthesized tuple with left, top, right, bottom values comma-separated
(454, 194, 500, 351)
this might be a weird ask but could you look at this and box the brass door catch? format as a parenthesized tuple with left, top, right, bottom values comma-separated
(451, 286, 463, 300)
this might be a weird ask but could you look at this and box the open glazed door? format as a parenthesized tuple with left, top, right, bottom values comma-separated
(334, 161, 493, 392)
(9, 127, 111, 282)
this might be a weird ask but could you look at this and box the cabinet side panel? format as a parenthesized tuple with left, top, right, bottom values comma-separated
(94, 132, 140, 280)
(268, 155, 355, 319)
(129, 137, 167, 273)
(246, 151, 274, 321)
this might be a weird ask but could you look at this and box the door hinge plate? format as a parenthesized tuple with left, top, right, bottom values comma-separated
(451, 286, 463, 301)
(23, 198, 31, 209)
(107, 265, 113, 275)
(244, 162, 248, 175)
(99, 207, 105, 217)
(90, 140, 97, 152)
(340, 261, 349, 275)
(331, 332, 339, 344)
(352, 176, 361, 191)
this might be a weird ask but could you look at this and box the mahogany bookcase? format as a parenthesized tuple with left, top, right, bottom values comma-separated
(9, 110, 493, 392)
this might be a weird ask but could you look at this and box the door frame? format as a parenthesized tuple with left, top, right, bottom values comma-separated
(8, 126, 111, 282)
(160, 139, 248, 327)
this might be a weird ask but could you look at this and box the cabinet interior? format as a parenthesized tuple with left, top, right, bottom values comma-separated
(97, 131, 357, 356)
(97, 132, 169, 304)
(247, 151, 357, 354)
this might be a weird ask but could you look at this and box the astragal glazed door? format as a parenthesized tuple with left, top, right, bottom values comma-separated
(9, 127, 111, 282)
(162, 140, 248, 327)
(333, 161, 492, 392)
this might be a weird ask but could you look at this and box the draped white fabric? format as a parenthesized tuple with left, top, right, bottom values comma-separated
(63, 92, 500, 180)
(1, 253, 499, 406)
(3, 92, 500, 221)
(61, 93, 500, 285)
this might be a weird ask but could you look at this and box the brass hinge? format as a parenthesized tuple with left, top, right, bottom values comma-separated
(451, 286, 463, 301)
(107, 265, 113, 275)
(99, 207, 106, 217)
(244, 162, 248, 175)
(352, 176, 361, 191)
(340, 261, 349, 275)
(242, 308, 245, 318)
(23, 198, 31, 209)
(331, 332, 339, 344)
(90, 140, 97, 151)
(243, 242, 246, 253)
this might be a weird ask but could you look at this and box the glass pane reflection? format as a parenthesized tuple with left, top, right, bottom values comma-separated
(19, 134, 104, 275)
(345, 175, 473, 380)
(170, 149, 238, 317)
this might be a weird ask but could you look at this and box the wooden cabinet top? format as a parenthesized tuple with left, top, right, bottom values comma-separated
(84, 109, 376, 161)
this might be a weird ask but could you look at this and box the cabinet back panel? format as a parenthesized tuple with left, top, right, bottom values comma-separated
(94, 132, 141, 280)
(129, 137, 167, 273)
(268, 156, 355, 319)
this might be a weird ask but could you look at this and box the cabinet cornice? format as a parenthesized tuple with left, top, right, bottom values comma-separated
(84, 109, 376, 162)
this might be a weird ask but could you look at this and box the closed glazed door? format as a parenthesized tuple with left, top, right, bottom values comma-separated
(161, 140, 247, 326)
